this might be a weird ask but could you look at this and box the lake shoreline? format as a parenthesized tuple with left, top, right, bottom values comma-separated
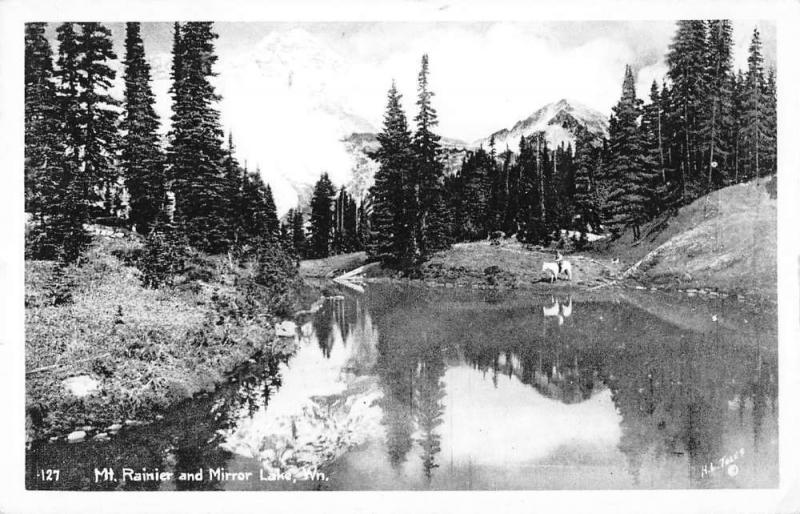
(301, 238, 775, 307)
(25, 234, 316, 445)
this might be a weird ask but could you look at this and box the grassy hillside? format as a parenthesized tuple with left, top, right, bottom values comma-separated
(601, 177, 777, 301)
(25, 234, 305, 441)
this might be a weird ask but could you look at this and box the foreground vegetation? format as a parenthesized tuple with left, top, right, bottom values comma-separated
(25, 233, 309, 442)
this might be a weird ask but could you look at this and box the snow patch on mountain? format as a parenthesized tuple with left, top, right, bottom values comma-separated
(474, 98, 608, 152)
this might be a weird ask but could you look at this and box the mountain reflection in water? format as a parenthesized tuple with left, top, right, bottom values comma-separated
(26, 284, 778, 490)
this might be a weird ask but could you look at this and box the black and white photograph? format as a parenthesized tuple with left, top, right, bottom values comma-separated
(1, 0, 799, 512)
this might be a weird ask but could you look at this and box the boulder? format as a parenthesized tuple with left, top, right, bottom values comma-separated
(62, 375, 100, 398)
(67, 430, 86, 443)
(275, 320, 297, 338)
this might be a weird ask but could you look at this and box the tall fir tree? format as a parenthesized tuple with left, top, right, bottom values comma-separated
(309, 173, 336, 258)
(731, 69, 747, 183)
(368, 82, 415, 265)
(25, 23, 61, 218)
(413, 54, 450, 258)
(741, 28, 769, 180)
(76, 23, 121, 217)
(121, 22, 165, 235)
(50, 22, 92, 261)
(762, 67, 777, 176)
(641, 81, 670, 217)
(25, 23, 74, 259)
(167, 22, 230, 253)
(701, 20, 735, 189)
(666, 20, 708, 199)
(604, 65, 659, 240)
(263, 183, 280, 239)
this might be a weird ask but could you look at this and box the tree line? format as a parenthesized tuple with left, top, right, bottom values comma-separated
(25, 22, 285, 277)
(26, 20, 777, 272)
(347, 20, 777, 267)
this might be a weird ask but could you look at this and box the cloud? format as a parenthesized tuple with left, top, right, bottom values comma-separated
(49, 21, 776, 214)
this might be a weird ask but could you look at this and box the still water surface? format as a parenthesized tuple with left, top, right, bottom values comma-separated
(27, 284, 778, 490)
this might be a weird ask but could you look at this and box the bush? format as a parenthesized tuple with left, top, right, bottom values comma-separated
(139, 222, 188, 288)
(252, 240, 299, 317)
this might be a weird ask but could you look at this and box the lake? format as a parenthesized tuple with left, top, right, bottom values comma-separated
(26, 283, 778, 490)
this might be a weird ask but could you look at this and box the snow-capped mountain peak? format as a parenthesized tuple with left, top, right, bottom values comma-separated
(474, 98, 608, 152)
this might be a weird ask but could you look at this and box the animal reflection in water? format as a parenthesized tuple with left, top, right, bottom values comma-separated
(542, 260, 573, 282)
(543, 296, 573, 326)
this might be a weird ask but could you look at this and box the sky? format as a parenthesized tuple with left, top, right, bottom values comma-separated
(44, 21, 776, 213)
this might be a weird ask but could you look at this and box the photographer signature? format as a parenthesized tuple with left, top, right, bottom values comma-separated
(700, 448, 744, 478)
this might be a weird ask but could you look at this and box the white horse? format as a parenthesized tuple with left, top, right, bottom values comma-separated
(558, 260, 573, 281)
(542, 262, 559, 283)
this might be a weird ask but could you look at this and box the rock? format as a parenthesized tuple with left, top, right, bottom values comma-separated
(81, 425, 94, 432)
(48, 436, 59, 443)
(686, 289, 699, 293)
(635, 286, 646, 290)
(62, 375, 100, 398)
(107, 423, 123, 432)
(67, 430, 86, 443)
(94, 432, 109, 441)
(275, 320, 297, 338)
(155, 414, 164, 420)
(687, 292, 697, 297)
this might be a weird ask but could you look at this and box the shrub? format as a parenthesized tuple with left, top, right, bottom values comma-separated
(253, 240, 299, 317)
(139, 222, 188, 288)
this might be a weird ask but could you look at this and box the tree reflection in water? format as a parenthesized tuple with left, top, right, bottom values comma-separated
(27, 285, 778, 490)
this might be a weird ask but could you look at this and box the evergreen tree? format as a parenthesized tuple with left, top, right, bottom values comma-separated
(25, 23, 72, 259)
(368, 82, 415, 265)
(345, 195, 359, 251)
(49, 22, 92, 262)
(731, 70, 747, 183)
(167, 22, 229, 253)
(221, 133, 245, 244)
(741, 28, 769, 179)
(572, 127, 600, 231)
(666, 20, 708, 199)
(263, 183, 280, 239)
(413, 54, 450, 258)
(291, 208, 306, 257)
(604, 65, 659, 240)
(701, 20, 735, 189)
(332, 186, 349, 253)
(356, 196, 371, 251)
(458, 148, 493, 240)
(516, 134, 549, 243)
(309, 173, 335, 258)
(24, 23, 61, 218)
(641, 81, 670, 217)
(76, 23, 121, 217)
(121, 22, 165, 235)
(500, 146, 519, 235)
(762, 67, 777, 176)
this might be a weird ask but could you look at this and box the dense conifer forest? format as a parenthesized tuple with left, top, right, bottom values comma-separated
(25, 21, 776, 273)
